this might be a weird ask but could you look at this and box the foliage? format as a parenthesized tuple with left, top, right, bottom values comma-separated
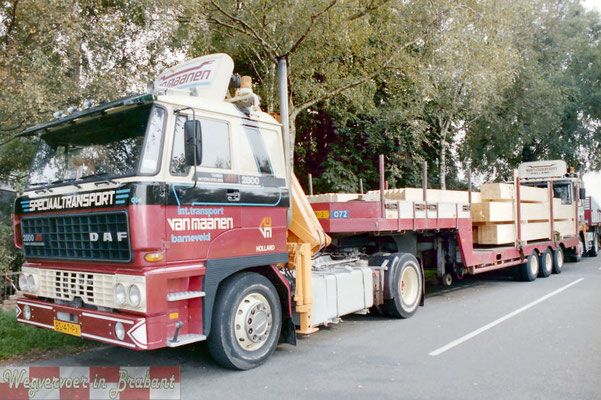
(0, 310, 91, 361)
(1, 0, 601, 195)
(462, 0, 601, 180)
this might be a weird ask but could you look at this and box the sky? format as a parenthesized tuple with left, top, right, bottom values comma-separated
(583, 0, 601, 12)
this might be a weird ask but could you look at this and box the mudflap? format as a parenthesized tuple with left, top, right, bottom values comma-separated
(419, 258, 425, 307)
(279, 316, 297, 345)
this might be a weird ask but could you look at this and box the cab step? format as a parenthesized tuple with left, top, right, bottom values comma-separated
(166, 291, 205, 302)
(166, 334, 206, 347)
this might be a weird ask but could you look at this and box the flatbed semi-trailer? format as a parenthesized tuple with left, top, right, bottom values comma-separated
(309, 160, 581, 285)
(12, 54, 583, 370)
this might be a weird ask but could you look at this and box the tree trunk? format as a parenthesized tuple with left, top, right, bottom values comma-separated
(439, 119, 450, 190)
(440, 136, 446, 190)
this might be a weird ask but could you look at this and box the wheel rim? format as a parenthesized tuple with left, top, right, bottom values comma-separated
(234, 293, 273, 352)
(529, 255, 539, 277)
(556, 249, 563, 269)
(400, 265, 419, 306)
(545, 252, 552, 272)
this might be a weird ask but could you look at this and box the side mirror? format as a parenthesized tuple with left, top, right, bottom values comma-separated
(184, 120, 202, 166)
(579, 187, 586, 200)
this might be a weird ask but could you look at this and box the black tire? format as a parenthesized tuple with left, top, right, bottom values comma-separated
(384, 254, 422, 318)
(208, 272, 282, 370)
(538, 248, 552, 278)
(568, 236, 584, 262)
(441, 272, 453, 287)
(520, 251, 539, 282)
(552, 247, 564, 274)
(588, 231, 599, 257)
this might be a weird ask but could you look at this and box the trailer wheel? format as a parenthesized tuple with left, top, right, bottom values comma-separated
(588, 230, 599, 257)
(208, 272, 282, 370)
(520, 251, 539, 282)
(441, 273, 453, 287)
(538, 249, 553, 278)
(385, 254, 422, 318)
(552, 247, 564, 274)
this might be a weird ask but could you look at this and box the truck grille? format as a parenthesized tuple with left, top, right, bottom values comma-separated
(21, 212, 131, 262)
(37, 268, 115, 308)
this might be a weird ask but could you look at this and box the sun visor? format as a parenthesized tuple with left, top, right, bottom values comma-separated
(153, 53, 234, 101)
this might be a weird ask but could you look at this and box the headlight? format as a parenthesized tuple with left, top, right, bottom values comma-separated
(114, 283, 126, 305)
(18, 274, 28, 291)
(114, 322, 125, 340)
(128, 285, 141, 307)
(27, 275, 36, 292)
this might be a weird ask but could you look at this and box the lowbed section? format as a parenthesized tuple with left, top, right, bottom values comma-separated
(310, 198, 580, 274)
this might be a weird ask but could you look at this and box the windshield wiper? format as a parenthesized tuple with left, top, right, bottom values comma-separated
(53, 178, 82, 189)
(28, 181, 54, 194)
(80, 172, 117, 185)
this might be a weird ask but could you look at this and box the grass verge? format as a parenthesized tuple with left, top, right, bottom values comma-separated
(0, 310, 92, 362)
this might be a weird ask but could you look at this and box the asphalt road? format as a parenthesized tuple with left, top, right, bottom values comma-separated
(29, 256, 601, 400)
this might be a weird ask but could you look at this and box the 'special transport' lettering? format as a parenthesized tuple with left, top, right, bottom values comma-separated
(27, 191, 116, 212)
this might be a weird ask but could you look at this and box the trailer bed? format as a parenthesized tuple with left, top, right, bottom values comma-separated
(310, 198, 579, 274)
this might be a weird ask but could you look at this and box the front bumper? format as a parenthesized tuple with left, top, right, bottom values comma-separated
(15, 298, 170, 350)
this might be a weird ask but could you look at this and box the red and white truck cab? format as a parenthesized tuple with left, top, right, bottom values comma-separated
(13, 54, 295, 368)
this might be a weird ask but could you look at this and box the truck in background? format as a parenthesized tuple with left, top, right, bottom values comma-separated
(12, 54, 583, 370)
(583, 196, 601, 256)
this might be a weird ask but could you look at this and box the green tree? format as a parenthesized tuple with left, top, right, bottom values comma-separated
(462, 0, 601, 179)
(189, 0, 434, 175)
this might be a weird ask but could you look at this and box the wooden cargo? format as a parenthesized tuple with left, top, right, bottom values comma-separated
(554, 219, 576, 236)
(471, 202, 550, 223)
(553, 204, 574, 220)
(367, 188, 481, 203)
(476, 222, 550, 245)
(306, 193, 360, 203)
(481, 183, 547, 203)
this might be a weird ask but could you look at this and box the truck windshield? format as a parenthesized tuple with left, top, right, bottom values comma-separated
(27, 104, 164, 187)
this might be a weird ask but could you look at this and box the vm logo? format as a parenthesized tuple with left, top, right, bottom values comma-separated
(259, 217, 272, 239)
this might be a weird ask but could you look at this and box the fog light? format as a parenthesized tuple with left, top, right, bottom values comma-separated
(144, 252, 163, 262)
(128, 285, 141, 307)
(114, 284, 126, 305)
(114, 322, 125, 341)
(19, 273, 28, 291)
(24, 305, 31, 320)
(27, 275, 36, 292)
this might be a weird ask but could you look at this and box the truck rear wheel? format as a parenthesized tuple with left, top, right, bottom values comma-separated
(384, 254, 422, 318)
(520, 251, 539, 282)
(208, 272, 282, 370)
(538, 249, 553, 278)
(552, 247, 564, 274)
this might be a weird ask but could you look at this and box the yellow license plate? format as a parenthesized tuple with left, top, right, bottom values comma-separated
(53, 320, 81, 337)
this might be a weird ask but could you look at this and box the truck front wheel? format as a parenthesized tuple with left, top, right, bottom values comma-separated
(384, 254, 422, 319)
(208, 272, 282, 370)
